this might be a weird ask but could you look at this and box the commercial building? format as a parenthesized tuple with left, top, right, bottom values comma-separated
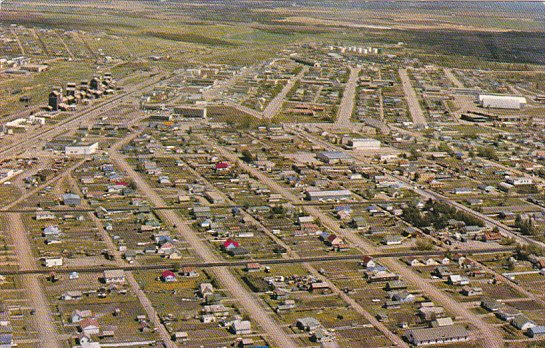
(316, 151, 354, 164)
(405, 325, 469, 346)
(62, 193, 81, 206)
(506, 177, 533, 186)
(349, 138, 381, 150)
(65, 142, 98, 155)
(305, 189, 352, 202)
(478, 94, 527, 110)
(173, 106, 207, 118)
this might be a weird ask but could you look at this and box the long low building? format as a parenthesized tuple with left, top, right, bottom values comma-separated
(405, 325, 470, 346)
(349, 138, 381, 150)
(305, 189, 352, 202)
(478, 94, 526, 110)
(65, 142, 98, 155)
(316, 151, 354, 164)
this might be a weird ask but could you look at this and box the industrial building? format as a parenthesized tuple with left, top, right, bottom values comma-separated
(316, 151, 354, 164)
(305, 189, 352, 201)
(349, 138, 381, 150)
(64, 142, 98, 155)
(478, 94, 527, 110)
(173, 106, 207, 118)
(48, 90, 62, 111)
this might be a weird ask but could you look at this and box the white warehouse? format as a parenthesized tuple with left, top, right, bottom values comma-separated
(349, 138, 381, 150)
(478, 94, 526, 110)
(65, 142, 98, 155)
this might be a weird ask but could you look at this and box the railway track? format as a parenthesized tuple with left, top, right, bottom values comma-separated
(0, 247, 516, 276)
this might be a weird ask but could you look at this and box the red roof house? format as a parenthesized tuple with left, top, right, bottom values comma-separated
(161, 270, 177, 282)
(215, 162, 229, 170)
(222, 239, 239, 250)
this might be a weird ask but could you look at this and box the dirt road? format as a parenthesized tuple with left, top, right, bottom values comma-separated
(399, 68, 427, 127)
(109, 140, 298, 348)
(7, 213, 62, 348)
(198, 132, 504, 348)
(335, 66, 361, 127)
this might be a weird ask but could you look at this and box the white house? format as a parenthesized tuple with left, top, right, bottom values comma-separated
(44, 257, 63, 267)
(231, 320, 251, 335)
(103, 270, 125, 284)
(79, 318, 100, 335)
(506, 177, 533, 186)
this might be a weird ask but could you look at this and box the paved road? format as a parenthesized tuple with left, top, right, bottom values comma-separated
(7, 213, 62, 348)
(398, 68, 428, 127)
(335, 66, 361, 127)
(109, 140, 298, 348)
(201, 131, 504, 348)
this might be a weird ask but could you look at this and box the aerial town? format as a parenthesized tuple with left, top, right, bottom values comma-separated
(0, 1, 545, 348)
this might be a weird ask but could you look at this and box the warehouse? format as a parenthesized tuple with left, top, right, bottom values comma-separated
(305, 189, 352, 202)
(405, 325, 469, 346)
(349, 138, 381, 150)
(65, 142, 98, 155)
(478, 94, 526, 110)
(316, 151, 354, 164)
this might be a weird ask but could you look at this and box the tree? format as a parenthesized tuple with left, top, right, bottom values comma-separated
(477, 146, 498, 161)
(414, 237, 434, 251)
(409, 147, 420, 160)
(241, 149, 254, 163)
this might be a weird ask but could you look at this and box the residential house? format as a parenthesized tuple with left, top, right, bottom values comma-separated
(405, 325, 469, 346)
(181, 267, 198, 277)
(382, 235, 402, 245)
(103, 270, 125, 284)
(61, 291, 82, 301)
(528, 326, 545, 338)
(172, 331, 189, 342)
(431, 317, 454, 327)
(199, 283, 214, 297)
(296, 317, 321, 331)
(447, 274, 469, 286)
(161, 270, 177, 282)
(496, 306, 521, 321)
(360, 256, 375, 269)
(72, 310, 94, 323)
(511, 315, 536, 331)
(391, 290, 415, 303)
(481, 298, 502, 312)
(79, 318, 100, 336)
(461, 286, 483, 296)
(44, 257, 63, 267)
(231, 320, 251, 335)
